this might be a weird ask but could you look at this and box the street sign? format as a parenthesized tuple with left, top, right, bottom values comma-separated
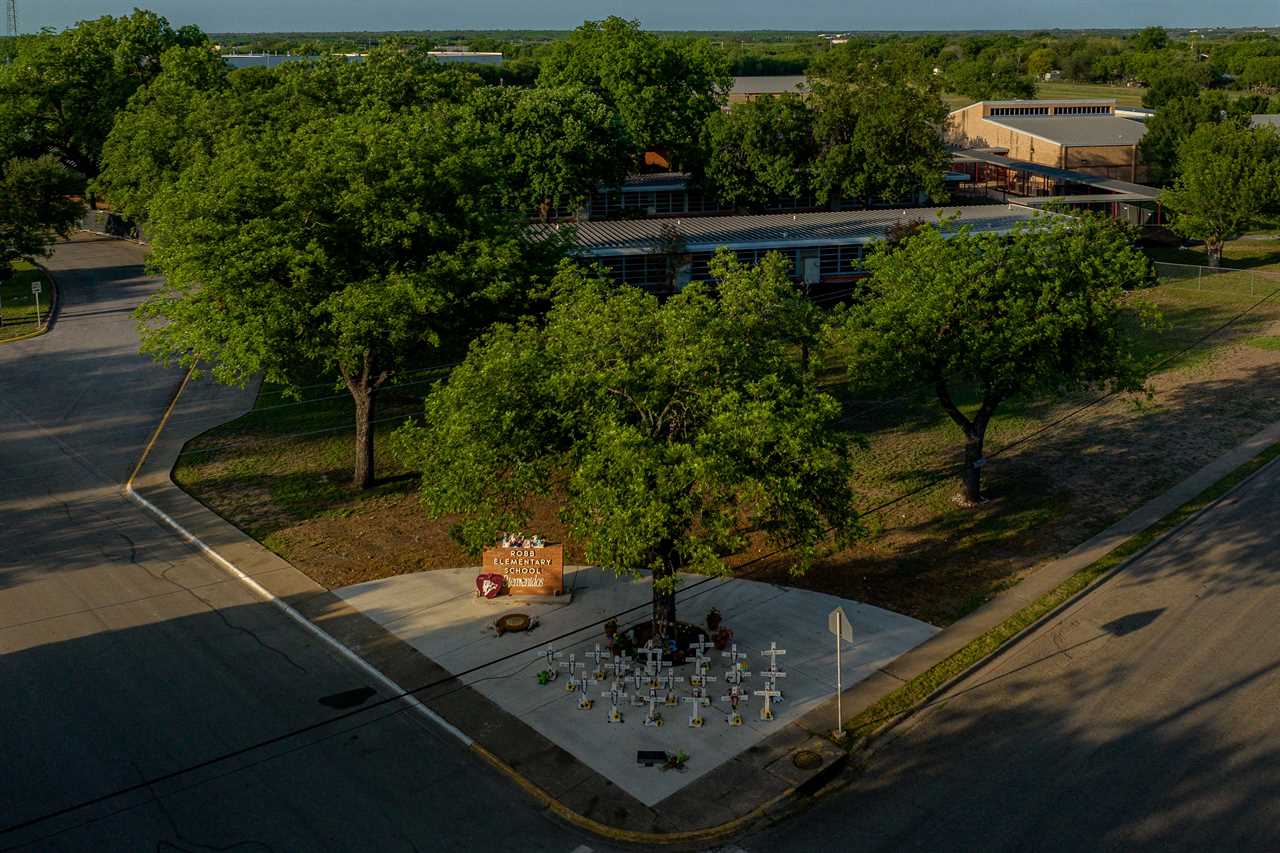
(828, 607, 853, 643)
(828, 607, 854, 740)
(30, 282, 41, 295)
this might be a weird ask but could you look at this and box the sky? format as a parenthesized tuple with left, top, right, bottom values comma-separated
(21, 0, 1280, 34)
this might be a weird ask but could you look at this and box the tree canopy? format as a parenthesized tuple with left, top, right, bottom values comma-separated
(0, 10, 205, 182)
(1164, 122, 1280, 266)
(702, 92, 816, 210)
(827, 215, 1155, 504)
(537, 17, 731, 170)
(137, 103, 555, 488)
(395, 253, 858, 638)
(0, 156, 85, 274)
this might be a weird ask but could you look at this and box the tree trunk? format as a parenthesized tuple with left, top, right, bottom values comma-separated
(651, 552, 678, 646)
(1206, 238, 1222, 268)
(934, 378, 999, 506)
(341, 352, 389, 490)
(962, 430, 985, 504)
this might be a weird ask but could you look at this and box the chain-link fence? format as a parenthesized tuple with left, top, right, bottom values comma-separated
(1154, 261, 1280, 301)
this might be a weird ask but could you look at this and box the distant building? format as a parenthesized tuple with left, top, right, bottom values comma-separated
(221, 50, 502, 70)
(1251, 114, 1280, 130)
(536, 205, 1042, 293)
(727, 75, 808, 104)
(947, 99, 1148, 182)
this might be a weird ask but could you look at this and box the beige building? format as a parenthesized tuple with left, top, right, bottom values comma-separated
(947, 99, 1148, 182)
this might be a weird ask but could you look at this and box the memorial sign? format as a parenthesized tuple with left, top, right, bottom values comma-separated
(482, 542, 564, 596)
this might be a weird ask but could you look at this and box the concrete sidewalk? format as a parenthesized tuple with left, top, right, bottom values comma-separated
(132, 371, 1280, 842)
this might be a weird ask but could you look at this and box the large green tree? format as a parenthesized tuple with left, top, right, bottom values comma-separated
(137, 104, 550, 489)
(0, 156, 85, 276)
(1137, 92, 1232, 187)
(828, 215, 1154, 504)
(0, 10, 205, 182)
(394, 253, 858, 640)
(463, 83, 632, 222)
(702, 92, 816, 211)
(809, 74, 949, 207)
(1164, 122, 1280, 267)
(537, 17, 731, 170)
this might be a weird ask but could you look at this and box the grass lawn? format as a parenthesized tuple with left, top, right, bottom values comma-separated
(174, 243, 1280, 625)
(943, 81, 1149, 111)
(0, 263, 51, 342)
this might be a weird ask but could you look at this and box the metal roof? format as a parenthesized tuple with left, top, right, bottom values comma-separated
(1252, 114, 1280, 129)
(730, 75, 808, 96)
(536, 205, 1043, 255)
(953, 149, 1160, 199)
(985, 115, 1147, 147)
(978, 98, 1116, 108)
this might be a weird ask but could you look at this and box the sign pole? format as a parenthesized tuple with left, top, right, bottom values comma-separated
(34, 290, 41, 327)
(828, 606, 852, 742)
(836, 627, 842, 737)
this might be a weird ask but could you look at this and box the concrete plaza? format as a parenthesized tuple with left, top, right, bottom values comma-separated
(335, 566, 936, 805)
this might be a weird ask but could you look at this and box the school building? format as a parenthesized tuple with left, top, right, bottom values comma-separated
(535, 204, 1041, 294)
(946, 99, 1148, 182)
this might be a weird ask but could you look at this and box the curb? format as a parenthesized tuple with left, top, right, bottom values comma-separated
(123, 367, 834, 847)
(0, 265, 59, 345)
(122, 369, 754, 844)
(845, 435, 1280, 754)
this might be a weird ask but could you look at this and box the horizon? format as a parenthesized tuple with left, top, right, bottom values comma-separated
(17, 1, 1280, 37)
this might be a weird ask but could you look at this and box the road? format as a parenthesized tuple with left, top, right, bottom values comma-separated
(743, 444, 1280, 851)
(0, 236, 604, 852)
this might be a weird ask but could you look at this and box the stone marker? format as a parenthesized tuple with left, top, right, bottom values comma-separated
(721, 684, 748, 727)
(683, 691, 710, 727)
(754, 684, 781, 721)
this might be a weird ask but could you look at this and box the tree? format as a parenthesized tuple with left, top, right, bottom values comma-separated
(1242, 57, 1280, 94)
(537, 17, 731, 170)
(0, 156, 85, 274)
(1131, 27, 1169, 53)
(94, 45, 230, 221)
(1164, 123, 1280, 267)
(1025, 47, 1057, 78)
(1137, 92, 1230, 186)
(827, 215, 1154, 504)
(137, 105, 550, 489)
(702, 92, 816, 210)
(0, 10, 205, 182)
(394, 254, 858, 641)
(1142, 71, 1203, 109)
(810, 75, 949, 207)
(463, 83, 632, 222)
(944, 57, 1037, 100)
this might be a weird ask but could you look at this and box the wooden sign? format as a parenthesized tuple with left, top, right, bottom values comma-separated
(482, 544, 564, 596)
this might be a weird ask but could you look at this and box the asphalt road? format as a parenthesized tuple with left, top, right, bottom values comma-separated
(0, 236, 605, 852)
(742, 447, 1280, 851)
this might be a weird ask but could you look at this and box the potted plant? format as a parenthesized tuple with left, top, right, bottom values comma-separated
(713, 626, 734, 651)
(705, 607, 722, 633)
(604, 618, 618, 641)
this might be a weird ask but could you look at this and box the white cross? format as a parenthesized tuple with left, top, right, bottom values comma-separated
(537, 646, 561, 682)
(586, 644, 610, 681)
(689, 634, 715, 658)
(722, 684, 749, 726)
(561, 654, 585, 692)
(761, 642, 787, 699)
(639, 645, 663, 677)
(608, 654, 630, 681)
(755, 685, 781, 721)
(601, 683, 627, 723)
(643, 689, 663, 726)
(722, 643, 750, 684)
(659, 669, 683, 705)
(683, 692, 710, 727)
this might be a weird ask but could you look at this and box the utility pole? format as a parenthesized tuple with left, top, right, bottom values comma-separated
(5, 0, 16, 39)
